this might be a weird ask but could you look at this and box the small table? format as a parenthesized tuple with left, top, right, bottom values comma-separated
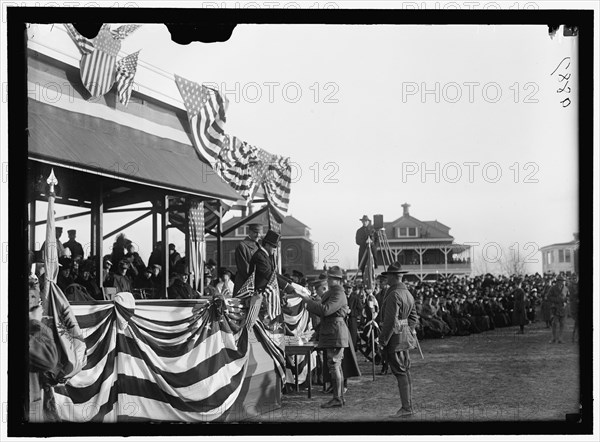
(285, 343, 317, 398)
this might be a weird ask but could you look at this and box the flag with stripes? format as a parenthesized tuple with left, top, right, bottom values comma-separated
(263, 154, 292, 221)
(115, 50, 140, 107)
(263, 270, 281, 321)
(188, 200, 204, 291)
(78, 24, 120, 98)
(110, 24, 142, 40)
(235, 271, 255, 300)
(281, 295, 315, 384)
(64, 24, 95, 55)
(216, 135, 259, 200)
(52, 300, 251, 422)
(175, 75, 229, 168)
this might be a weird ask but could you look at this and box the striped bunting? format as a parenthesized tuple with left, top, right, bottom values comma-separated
(79, 24, 120, 98)
(110, 24, 142, 40)
(281, 296, 316, 384)
(263, 154, 292, 221)
(53, 300, 251, 422)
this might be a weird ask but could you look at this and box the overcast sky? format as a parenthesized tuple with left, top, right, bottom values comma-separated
(29, 20, 580, 274)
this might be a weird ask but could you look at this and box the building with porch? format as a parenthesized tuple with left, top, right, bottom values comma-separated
(540, 233, 579, 275)
(376, 203, 472, 281)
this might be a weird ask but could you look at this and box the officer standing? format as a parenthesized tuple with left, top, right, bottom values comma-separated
(378, 262, 419, 418)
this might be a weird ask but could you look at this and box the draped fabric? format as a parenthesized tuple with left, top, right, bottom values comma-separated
(174, 74, 292, 219)
(44, 172, 88, 383)
(53, 299, 254, 422)
(282, 296, 315, 385)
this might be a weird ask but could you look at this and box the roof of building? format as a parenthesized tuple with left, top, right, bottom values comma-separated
(28, 98, 241, 201)
(540, 239, 580, 250)
(384, 214, 454, 240)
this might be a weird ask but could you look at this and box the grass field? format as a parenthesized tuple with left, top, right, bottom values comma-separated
(250, 318, 580, 423)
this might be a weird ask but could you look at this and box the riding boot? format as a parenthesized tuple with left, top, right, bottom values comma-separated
(397, 375, 413, 413)
(321, 377, 343, 408)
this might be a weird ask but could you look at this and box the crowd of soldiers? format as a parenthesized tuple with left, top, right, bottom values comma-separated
(297, 270, 580, 366)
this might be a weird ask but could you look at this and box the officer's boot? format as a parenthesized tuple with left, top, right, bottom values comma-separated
(390, 375, 414, 418)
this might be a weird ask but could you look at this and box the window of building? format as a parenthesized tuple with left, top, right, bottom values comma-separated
(228, 251, 236, 267)
(558, 249, 565, 263)
(395, 227, 418, 238)
(565, 249, 571, 263)
(546, 251, 552, 265)
(235, 226, 248, 237)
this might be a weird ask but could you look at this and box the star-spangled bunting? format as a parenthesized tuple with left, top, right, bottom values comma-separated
(174, 74, 292, 218)
(65, 23, 142, 99)
(115, 50, 140, 106)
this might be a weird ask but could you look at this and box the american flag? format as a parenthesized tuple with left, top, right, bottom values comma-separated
(268, 207, 281, 233)
(115, 50, 140, 106)
(263, 154, 292, 220)
(187, 201, 204, 290)
(263, 270, 281, 320)
(216, 135, 259, 200)
(110, 24, 142, 40)
(64, 24, 95, 55)
(236, 271, 255, 299)
(79, 24, 120, 98)
(175, 74, 229, 167)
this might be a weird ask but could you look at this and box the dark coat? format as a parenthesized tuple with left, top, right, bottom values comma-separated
(248, 247, 288, 291)
(112, 274, 132, 293)
(63, 239, 84, 259)
(168, 278, 198, 300)
(356, 225, 377, 269)
(304, 285, 350, 348)
(546, 284, 568, 317)
(380, 282, 418, 351)
(512, 288, 528, 326)
(234, 237, 259, 294)
(29, 319, 58, 406)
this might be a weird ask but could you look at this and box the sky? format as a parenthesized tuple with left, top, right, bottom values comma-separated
(27, 18, 581, 275)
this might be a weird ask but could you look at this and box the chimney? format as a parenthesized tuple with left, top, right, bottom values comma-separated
(401, 202, 411, 217)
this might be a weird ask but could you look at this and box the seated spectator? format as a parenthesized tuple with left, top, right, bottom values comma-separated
(75, 260, 103, 300)
(57, 257, 74, 292)
(203, 269, 218, 297)
(168, 264, 198, 300)
(216, 268, 234, 298)
(102, 256, 113, 287)
(111, 259, 133, 293)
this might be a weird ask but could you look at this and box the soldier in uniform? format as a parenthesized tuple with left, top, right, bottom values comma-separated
(63, 229, 85, 260)
(546, 275, 569, 343)
(293, 266, 350, 408)
(233, 223, 263, 295)
(568, 274, 579, 343)
(378, 262, 419, 418)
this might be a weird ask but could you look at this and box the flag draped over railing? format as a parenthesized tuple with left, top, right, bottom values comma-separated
(64, 23, 141, 100)
(174, 75, 292, 219)
(281, 296, 315, 384)
(53, 299, 250, 422)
